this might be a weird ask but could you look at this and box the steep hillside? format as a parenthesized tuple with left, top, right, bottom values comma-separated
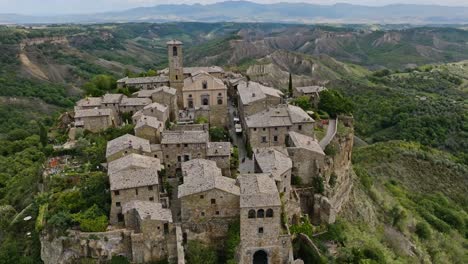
(339, 141, 467, 263)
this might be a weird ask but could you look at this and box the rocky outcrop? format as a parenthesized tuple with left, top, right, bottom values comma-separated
(40, 229, 132, 264)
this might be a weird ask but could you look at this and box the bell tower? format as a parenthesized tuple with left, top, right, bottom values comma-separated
(167, 40, 184, 108)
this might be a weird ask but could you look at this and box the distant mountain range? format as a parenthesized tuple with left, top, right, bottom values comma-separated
(1, 1, 468, 25)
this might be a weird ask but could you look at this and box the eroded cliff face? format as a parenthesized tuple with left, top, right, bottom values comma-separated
(41, 230, 132, 264)
(297, 117, 354, 225)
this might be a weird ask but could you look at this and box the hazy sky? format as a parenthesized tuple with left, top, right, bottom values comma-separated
(1, 0, 468, 15)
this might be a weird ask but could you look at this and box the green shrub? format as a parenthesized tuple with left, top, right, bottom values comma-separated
(415, 222, 431, 240)
(209, 126, 229, 142)
(225, 219, 240, 262)
(312, 177, 325, 194)
(318, 89, 354, 117)
(73, 205, 108, 232)
(111, 255, 130, 264)
(195, 116, 208, 124)
(291, 175, 303, 186)
(186, 240, 218, 264)
(329, 173, 337, 188)
(324, 142, 338, 156)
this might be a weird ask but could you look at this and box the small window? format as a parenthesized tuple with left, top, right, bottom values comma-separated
(275, 127, 278, 131)
(258, 227, 264, 234)
(218, 93, 222, 96)
(154, 155, 158, 158)
(202, 81, 208, 89)
(175, 75, 178, 80)
(262, 128, 266, 131)
(166, 155, 169, 158)
(114, 190, 120, 196)
(254, 128, 257, 131)
(173, 46, 178, 56)
(135, 189, 139, 195)
(217, 99, 223, 105)
(164, 223, 169, 235)
(116, 202, 121, 207)
(184, 144, 188, 147)
(184, 155, 190, 161)
(200, 195, 204, 199)
(177, 156, 182, 162)
(266, 209, 274, 218)
(211, 199, 216, 205)
(216, 211, 220, 215)
(257, 209, 265, 218)
(261, 136, 267, 143)
(248, 209, 256, 218)
(149, 197, 154, 201)
(148, 186, 153, 191)
(177, 144, 181, 147)
(274, 136, 278, 142)
(188, 94, 192, 98)
(298, 125, 302, 130)
(201, 212, 205, 217)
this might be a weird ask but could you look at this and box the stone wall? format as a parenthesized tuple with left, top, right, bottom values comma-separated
(247, 123, 314, 149)
(77, 115, 114, 133)
(180, 189, 239, 223)
(161, 142, 207, 177)
(41, 229, 132, 264)
(110, 185, 160, 224)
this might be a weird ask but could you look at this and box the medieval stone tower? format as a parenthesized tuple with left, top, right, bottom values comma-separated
(167, 40, 184, 108)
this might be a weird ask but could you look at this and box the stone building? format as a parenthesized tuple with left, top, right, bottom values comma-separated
(244, 104, 315, 149)
(123, 201, 175, 263)
(182, 70, 228, 127)
(286, 131, 325, 185)
(132, 102, 169, 125)
(160, 130, 209, 176)
(167, 40, 184, 107)
(178, 159, 240, 224)
(182, 71, 227, 109)
(237, 81, 283, 121)
(75, 97, 102, 110)
(106, 134, 151, 162)
(133, 86, 178, 121)
(134, 115, 165, 144)
(206, 142, 232, 177)
(119, 97, 152, 114)
(117, 76, 170, 90)
(74, 108, 116, 133)
(107, 153, 162, 175)
(293, 86, 327, 108)
(237, 174, 291, 264)
(109, 165, 162, 224)
(102, 93, 125, 113)
(253, 147, 292, 198)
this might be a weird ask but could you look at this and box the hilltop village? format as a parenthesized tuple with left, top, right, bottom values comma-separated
(41, 40, 355, 264)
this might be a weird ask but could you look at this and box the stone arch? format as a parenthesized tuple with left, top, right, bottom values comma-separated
(253, 249, 268, 264)
(248, 209, 256, 219)
(266, 208, 273, 218)
(257, 209, 265, 218)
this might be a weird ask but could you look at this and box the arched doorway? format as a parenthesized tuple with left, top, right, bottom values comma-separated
(253, 250, 268, 264)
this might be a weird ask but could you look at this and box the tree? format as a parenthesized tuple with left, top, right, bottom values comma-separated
(186, 240, 218, 264)
(38, 122, 48, 147)
(318, 90, 354, 118)
(292, 96, 312, 111)
(209, 127, 228, 142)
(82, 75, 117, 96)
(288, 72, 293, 97)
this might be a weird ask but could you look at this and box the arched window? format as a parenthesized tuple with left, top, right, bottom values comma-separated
(188, 94, 192, 98)
(266, 209, 274, 218)
(202, 80, 208, 89)
(173, 46, 178, 56)
(202, 97, 209, 106)
(217, 98, 223, 105)
(248, 209, 256, 219)
(218, 93, 222, 96)
(257, 209, 265, 218)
